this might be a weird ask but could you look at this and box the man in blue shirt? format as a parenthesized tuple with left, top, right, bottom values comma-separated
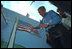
(30, 6, 62, 33)
(29, 6, 64, 48)
(29, 6, 71, 48)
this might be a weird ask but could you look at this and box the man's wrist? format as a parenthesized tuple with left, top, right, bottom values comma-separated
(46, 23, 49, 25)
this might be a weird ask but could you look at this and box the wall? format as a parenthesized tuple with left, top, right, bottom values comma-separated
(1, 7, 51, 48)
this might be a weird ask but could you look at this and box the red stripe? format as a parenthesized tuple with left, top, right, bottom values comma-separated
(17, 25, 32, 33)
(17, 28, 31, 33)
(18, 26, 31, 29)
(18, 26, 26, 29)
(18, 25, 25, 26)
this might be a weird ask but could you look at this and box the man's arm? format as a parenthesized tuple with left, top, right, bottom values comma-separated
(31, 23, 51, 30)
(39, 23, 51, 29)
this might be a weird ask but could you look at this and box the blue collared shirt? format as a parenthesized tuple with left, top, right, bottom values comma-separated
(37, 10, 62, 31)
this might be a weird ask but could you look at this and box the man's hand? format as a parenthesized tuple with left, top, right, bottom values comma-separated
(29, 27, 34, 31)
(29, 27, 38, 34)
(39, 23, 51, 29)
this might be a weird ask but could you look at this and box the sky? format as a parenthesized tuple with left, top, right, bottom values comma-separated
(1, 1, 58, 22)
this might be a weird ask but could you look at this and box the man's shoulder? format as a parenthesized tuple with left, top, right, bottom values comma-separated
(47, 10, 59, 16)
(46, 10, 55, 15)
(48, 10, 55, 13)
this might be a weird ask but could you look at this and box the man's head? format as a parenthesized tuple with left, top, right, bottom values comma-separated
(38, 6, 46, 17)
(57, 8, 67, 18)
